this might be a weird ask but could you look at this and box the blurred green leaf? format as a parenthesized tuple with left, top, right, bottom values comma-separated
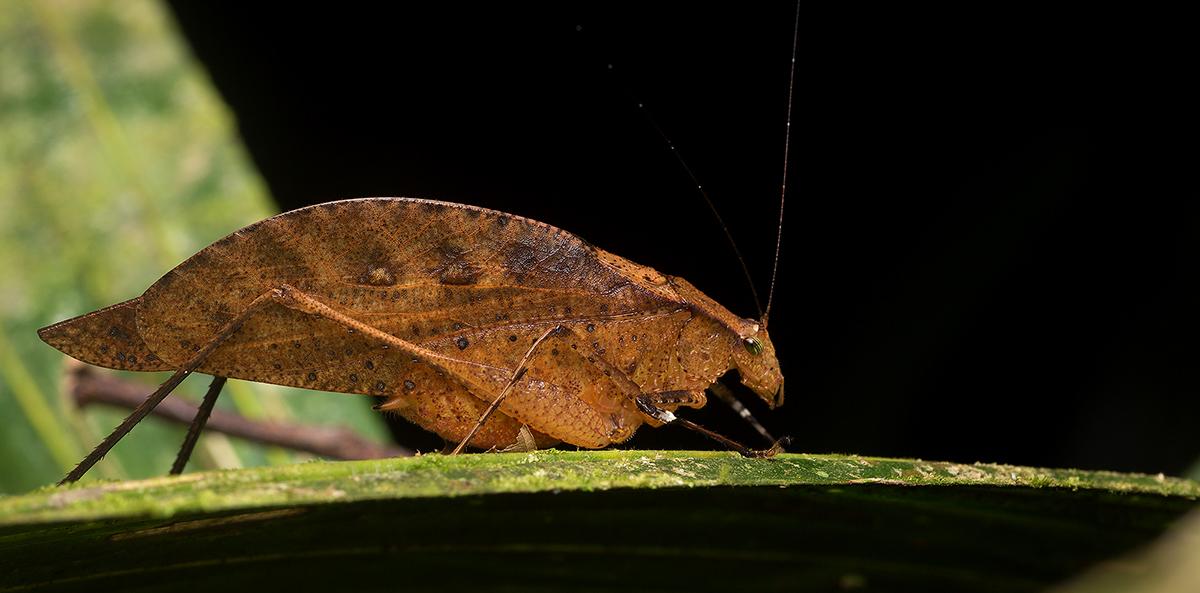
(0, 0, 390, 493)
(0, 452, 1197, 592)
(1053, 507, 1200, 593)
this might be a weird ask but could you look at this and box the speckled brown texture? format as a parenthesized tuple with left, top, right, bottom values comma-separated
(38, 298, 172, 372)
(39, 198, 784, 450)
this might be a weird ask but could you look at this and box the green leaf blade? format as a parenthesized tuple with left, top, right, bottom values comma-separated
(1, 453, 1195, 593)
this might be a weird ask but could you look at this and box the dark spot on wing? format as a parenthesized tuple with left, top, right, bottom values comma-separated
(503, 243, 538, 278)
(543, 242, 587, 275)
(432, 240, 481, 285)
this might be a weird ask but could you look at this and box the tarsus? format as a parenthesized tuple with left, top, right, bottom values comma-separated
(763, 1, 802, 329)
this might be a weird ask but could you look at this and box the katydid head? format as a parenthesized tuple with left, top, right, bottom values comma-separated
(666, 276, 784, 409)
(731, 321, 784, 409)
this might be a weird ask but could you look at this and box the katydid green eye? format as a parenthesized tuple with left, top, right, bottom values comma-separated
(742, 337, 762, 356)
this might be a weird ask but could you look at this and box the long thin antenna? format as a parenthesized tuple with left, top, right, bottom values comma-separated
(635, 103, 764, 319)
(577, 24, 765, 319)
(762, 1, 801, 329)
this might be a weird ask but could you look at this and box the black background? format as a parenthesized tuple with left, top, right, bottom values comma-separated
(166, 2, 1196, 475)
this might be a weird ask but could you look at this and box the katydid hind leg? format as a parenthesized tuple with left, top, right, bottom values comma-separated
(60, 290, 279, 485)
(169, 375, 228, 475)
(61, 366, 190, 484)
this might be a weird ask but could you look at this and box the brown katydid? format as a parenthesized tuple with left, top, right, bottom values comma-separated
(39, 7, 800, 486)
(40, 197, 786, 484)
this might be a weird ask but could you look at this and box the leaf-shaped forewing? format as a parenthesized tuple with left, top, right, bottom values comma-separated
(134, 199, 682, 446)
